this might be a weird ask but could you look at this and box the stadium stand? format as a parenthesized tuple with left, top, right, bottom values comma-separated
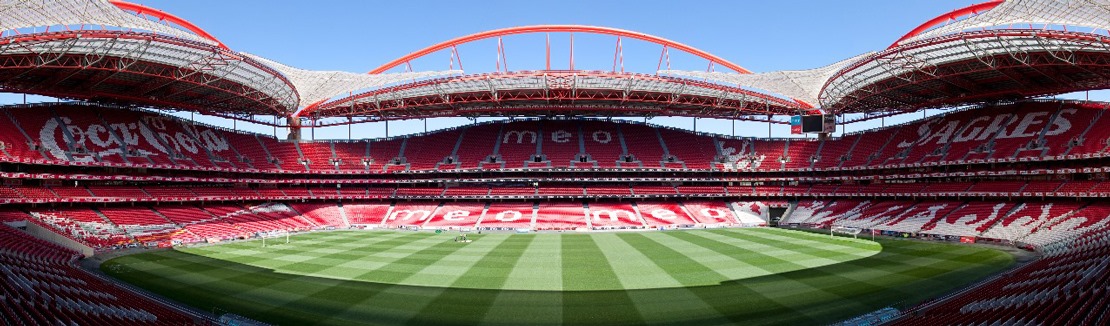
(534, 202, 589, 230)
(586, 202, 645, 229)
(895, 217, 1110, 326)
(478, 202, 535, 230)
(540, 120, 586, 168)
(636, 202, 699, 228)
(290, 203, 347, 227)
(422, 202, 485, 229)
(0, 223, 200, 325)
(4, 102, 1110, 175)
(299, 142, 336, 170)
(2, 1, 1109, 323)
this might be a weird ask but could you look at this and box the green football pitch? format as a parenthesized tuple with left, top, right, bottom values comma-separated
(102, 228, 1013, 325)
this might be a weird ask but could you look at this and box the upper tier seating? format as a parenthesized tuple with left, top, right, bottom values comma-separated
(578, 120, 625, 168)
(298, 142, 336, 170)
(619, 123, 668, 168)
(541, 120, 586, 168)
(3, 102, 1109, 173)
(221, 131, 277, 170)
(0, 109, 44, 160)
(404, 128, 465, 171)
(453, 123, 499, 169)
(657, 128, 715, 169)
(332, 142, 370, 170)
(497, 120, 541, 169)
(369, 138, 405, 172)
(783, 138, 820, 170)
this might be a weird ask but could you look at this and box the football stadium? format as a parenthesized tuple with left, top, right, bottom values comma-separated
(1, 0, 1109, 325)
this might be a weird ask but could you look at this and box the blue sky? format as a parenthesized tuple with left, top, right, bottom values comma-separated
(2, 0, 1106, 139)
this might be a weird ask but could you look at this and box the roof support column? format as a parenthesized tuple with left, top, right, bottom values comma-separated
(287, 117, 302, 141)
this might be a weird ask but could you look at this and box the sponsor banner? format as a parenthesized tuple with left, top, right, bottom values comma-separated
(896, 108, 1076, 150)
(37, 114, 232, 163)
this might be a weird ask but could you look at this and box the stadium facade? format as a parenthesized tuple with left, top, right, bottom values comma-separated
(0, 0, 1107, 325)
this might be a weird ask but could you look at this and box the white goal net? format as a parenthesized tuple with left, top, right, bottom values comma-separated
(259, 230, 290, 247)
(831, 226, 863, 238)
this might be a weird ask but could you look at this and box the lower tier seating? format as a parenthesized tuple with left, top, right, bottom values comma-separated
(1, 197, 1106, 325)
(0, 224, 198, 325)
(894, 223, 1110, 325)
(786, 199, 1109, 248)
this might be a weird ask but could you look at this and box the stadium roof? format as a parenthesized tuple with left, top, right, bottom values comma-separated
(818, 0, 1110, 114)
(0, 0, 457, 118)
(1, 0, 1109, 125)
(660, 53, 877, 108)
(669, 0, 1110, 116)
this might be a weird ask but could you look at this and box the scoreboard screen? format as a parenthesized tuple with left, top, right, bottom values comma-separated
(792, 114, 836, 134)
(801, 115, 823, 133)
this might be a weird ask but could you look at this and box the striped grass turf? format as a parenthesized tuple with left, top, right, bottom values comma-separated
(102, 228, 1013, 325)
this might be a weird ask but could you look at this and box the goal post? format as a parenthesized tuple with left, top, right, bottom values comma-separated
(260, 230, 290, 247)
(831, 225, 862, 239)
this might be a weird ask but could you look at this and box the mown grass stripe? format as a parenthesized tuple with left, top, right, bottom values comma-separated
(482, 233, 564, 325)
(612, 233, 724, 287)
(699, 229, 872, 270)
(273, 232, 431, 276)
(665, 231, 807, 274)
(592, 233, 687, 289)
(187, 231, 415, 267)
(653, 230, 876, 322)
(610, 233, 735, 325)
(500, 233, 563, 291)
(449, 234, 535, 288)
(640, 231, 779, 280)
(280, 233, 487, 324)
(560, 234, 623, 291)
(105, 250, 314, 322)
(721, 228, 877, 253)
(560, 233, 644, 325)
(395, 234, 513, 287)
(206, 233, 436, 310)
(101, 229, 1015, 326)
(350, 234, 488, 283)
(405, 235, 537, 325)
(692, 230, 896, 300)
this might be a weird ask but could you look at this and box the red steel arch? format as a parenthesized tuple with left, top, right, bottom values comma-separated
(368, 25, 753, 74)
(108, 0, 228, 50)
(888, 0, 1004, 49)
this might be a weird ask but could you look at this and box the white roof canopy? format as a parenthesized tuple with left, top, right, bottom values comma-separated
(659, 53, 874, 106)
(0, 0, 461, 114)
(0, 0, 215, 45)
(245, 54, 461, 110)
(898, 0, 1110, 46)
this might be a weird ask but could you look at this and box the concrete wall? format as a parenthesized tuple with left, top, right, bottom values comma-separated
(23, 222, 94, 258)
